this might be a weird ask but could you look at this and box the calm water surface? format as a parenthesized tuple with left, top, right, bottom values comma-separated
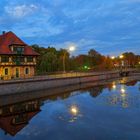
(0, 80, 140, 140)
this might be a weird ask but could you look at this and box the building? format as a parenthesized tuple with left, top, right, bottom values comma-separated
(0, 100, 41, 136)
(0, 31, 39, 80)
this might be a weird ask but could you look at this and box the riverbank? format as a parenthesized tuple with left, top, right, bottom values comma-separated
(0, 75, 140, 107)
(0, 70, 139, 95)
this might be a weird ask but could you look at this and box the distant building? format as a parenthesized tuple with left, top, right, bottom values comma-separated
(0, 31, 39, 80)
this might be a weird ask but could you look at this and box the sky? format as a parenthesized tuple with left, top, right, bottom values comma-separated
(0, 0, 140, 56)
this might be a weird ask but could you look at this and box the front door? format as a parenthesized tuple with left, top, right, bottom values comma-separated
(15, 68, 20, 78)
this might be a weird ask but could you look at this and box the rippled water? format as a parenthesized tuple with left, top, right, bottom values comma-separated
(0, 79, 140, 140)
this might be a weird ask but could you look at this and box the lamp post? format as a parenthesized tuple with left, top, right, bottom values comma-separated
(119, 54, 125, 71)
(63, 46, 75, 73)
(111, 56, 115, 69)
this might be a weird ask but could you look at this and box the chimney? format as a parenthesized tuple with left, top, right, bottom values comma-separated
(2, 31, 6, 35)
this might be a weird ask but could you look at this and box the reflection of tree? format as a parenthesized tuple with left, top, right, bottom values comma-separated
(47, 92, 71, 101)
(89, 86, 105, 98)
(107, 83, 114, 91)
(0, 100, 43, 136)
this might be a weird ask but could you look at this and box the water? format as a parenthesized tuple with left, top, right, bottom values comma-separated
(0, 79, 140, 140)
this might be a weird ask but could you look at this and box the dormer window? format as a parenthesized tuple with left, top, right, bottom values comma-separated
(13, 46, 24, 54)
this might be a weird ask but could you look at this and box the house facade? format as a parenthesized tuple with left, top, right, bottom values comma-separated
(0, 99, 41, 136)
(0, 31, 39, 80)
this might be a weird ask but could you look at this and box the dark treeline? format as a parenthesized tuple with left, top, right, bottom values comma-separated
(31, 44, 140, 74)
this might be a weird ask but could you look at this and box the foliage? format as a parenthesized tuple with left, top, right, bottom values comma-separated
(31, 45, 140, 74)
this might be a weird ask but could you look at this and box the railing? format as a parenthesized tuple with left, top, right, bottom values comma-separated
(0, 68, 139, 81)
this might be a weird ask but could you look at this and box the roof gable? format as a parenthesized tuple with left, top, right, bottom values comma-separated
(0, 31, 39, 55)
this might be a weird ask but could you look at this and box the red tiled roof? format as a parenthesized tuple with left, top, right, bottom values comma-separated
(0, 110, 40, 136)
(0, 31, 39, 56)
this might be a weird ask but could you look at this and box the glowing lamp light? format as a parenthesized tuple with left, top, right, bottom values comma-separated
(112, 84, 116, 89)
(70, 106, 78, 115)
(111, 56, 115, 60)
(119, 55, 124, 59)
(121, 88, 126, 94)
(69, 46, 75, 52)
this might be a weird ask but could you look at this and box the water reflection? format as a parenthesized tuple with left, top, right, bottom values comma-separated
(0, 100, 43, 136)
(70, 105, 79, 116)
(89, 85, 104, 98)
(106, 81, 139, 109)
(0, 79, 139, 138)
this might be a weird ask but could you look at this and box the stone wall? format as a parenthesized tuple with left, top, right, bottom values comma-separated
(0, 71, 119, 95)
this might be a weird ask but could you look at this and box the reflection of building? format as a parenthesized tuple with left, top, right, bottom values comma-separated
(0, 100, 42, 136)
(89, 86, 104, 97)
(0, 31, 39, 80)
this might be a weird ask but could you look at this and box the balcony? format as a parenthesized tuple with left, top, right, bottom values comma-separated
(0, 61, 36, 66)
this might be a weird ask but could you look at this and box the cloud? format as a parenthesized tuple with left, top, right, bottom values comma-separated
(4, 4, 38, 18)
(1, 0, 140, 55)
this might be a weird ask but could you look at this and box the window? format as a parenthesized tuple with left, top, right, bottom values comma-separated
(12, 114, 28, 125)
(25, 67, 29, 75)
(27, 56, 33, 62)
(1, 56, 9, 62)
(4, 68, 8, 75)
(13, 47, 24, 54)
(13, 56, 24, 63)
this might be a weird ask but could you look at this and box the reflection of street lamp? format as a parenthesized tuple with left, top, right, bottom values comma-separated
(70, 105, 79, 116)
(121, 88, 126, 94)
(112, 84, 116, 90)
(63, 46, 75, 73)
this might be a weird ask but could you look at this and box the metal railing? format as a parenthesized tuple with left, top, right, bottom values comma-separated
(0, 68, 139, 82)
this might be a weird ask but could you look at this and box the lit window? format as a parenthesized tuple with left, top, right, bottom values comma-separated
(5, 68, 8, 75)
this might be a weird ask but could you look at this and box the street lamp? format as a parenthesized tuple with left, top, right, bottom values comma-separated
(111, 56, 115, 60)
(63, 46, 76, 73)
(69, 46, 75, 52)
(111, 56, 116, 69)
(119, 55, 124, 59)
(119, 54, 124, 69)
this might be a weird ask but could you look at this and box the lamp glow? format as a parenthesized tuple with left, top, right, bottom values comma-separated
(70, 105, 78, 115)
(121, 88, 125, 94)
(111, 56, 115, 60)
(119, 55, 124, 59)
(112, 84, 116, 89)
(69, 46, 75, 52)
